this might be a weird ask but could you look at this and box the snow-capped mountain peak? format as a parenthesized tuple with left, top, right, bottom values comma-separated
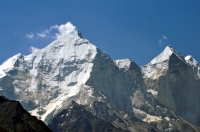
(0, 29, 99, 124)
(142, 46, 187, 79)
(150, 46, 173, 64)
(150, 46, 185, 64)
(26, 31, 98, 122)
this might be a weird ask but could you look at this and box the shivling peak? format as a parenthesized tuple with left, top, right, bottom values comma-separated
(150, 46, 173, 64)
(150, 46, 186, 64)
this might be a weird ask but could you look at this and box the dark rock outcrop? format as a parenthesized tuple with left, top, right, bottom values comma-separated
(0, 96, 51, 132)
(48, 101, 127, 132)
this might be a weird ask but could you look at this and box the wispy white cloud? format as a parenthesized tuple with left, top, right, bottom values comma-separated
(54, 22, 76, 39)
(30, 46, 40, 54)
(36, 32, 47, 38)
(158, 34, 169, 46)
(35, 22, 76, 39)
(25, 33, 34, 39)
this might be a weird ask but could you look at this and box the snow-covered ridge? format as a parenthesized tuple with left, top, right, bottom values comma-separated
(150, 46, 173, 64)
(185, 55, 199, 67)
(0, 53, 23, 78)
(114, 58, 131, 71)
(185, 55, 200, 77)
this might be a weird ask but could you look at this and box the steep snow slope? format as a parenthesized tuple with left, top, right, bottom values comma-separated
(0, 30, 99, 123)
(26, 30, 98, 123)
(150, 46, 173, 64)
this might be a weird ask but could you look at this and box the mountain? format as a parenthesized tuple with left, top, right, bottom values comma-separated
(0, 29, 200, 131)
(0, 30, 136, 124)
(142, 46, 200, 125)
(0, 30, 98, 123)
(115, 55, 200, 132)
(0, 96, 51, 132)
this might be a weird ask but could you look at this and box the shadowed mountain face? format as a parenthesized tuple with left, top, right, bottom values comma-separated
(48, 101, 126, 132)
(0, 96, 51, 132)
(0, 126, 6, 132)
(49, 101, 162, 132)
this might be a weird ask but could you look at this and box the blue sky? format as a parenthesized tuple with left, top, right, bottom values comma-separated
(0, 1, 200, 66)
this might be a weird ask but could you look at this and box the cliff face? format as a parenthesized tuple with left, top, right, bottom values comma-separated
(48, 101, 127, 132)
(113, 55, 200, 132)
(49, 101, 161, 132)
(142, 46, 200, 125)
(86, 50, 136, 113)
(0, 96, 51, 132)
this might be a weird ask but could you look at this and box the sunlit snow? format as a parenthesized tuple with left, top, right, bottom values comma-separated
(151, 46, 173, 64)
(114, 58, 131, 71)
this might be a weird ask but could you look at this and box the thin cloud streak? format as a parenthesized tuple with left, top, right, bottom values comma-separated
(35, 22, 76, 39)
(158, 34, 169, 46)
(25, 33, 34, 39)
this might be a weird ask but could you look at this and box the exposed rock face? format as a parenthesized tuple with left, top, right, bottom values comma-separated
(86, 50, 136, 113)
(48, 101, 127, 132)
(114, 58, 146, 91)
(142, 46, 200, 125)
(115, 56, 200, 132)
(83, 101, 160, 132)
(0, 96, 51, 132)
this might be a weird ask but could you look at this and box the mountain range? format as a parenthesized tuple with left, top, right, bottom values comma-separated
(0, 29, 200, 131)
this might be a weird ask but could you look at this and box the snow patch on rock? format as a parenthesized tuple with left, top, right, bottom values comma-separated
(114, 58, 131, 71)
(133, 108, 162, 123)
(185, 55, 200, 77)
(147, 89, 158, 97)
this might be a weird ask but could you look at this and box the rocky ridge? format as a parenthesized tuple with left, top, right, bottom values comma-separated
(0, 96, 51, 132)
